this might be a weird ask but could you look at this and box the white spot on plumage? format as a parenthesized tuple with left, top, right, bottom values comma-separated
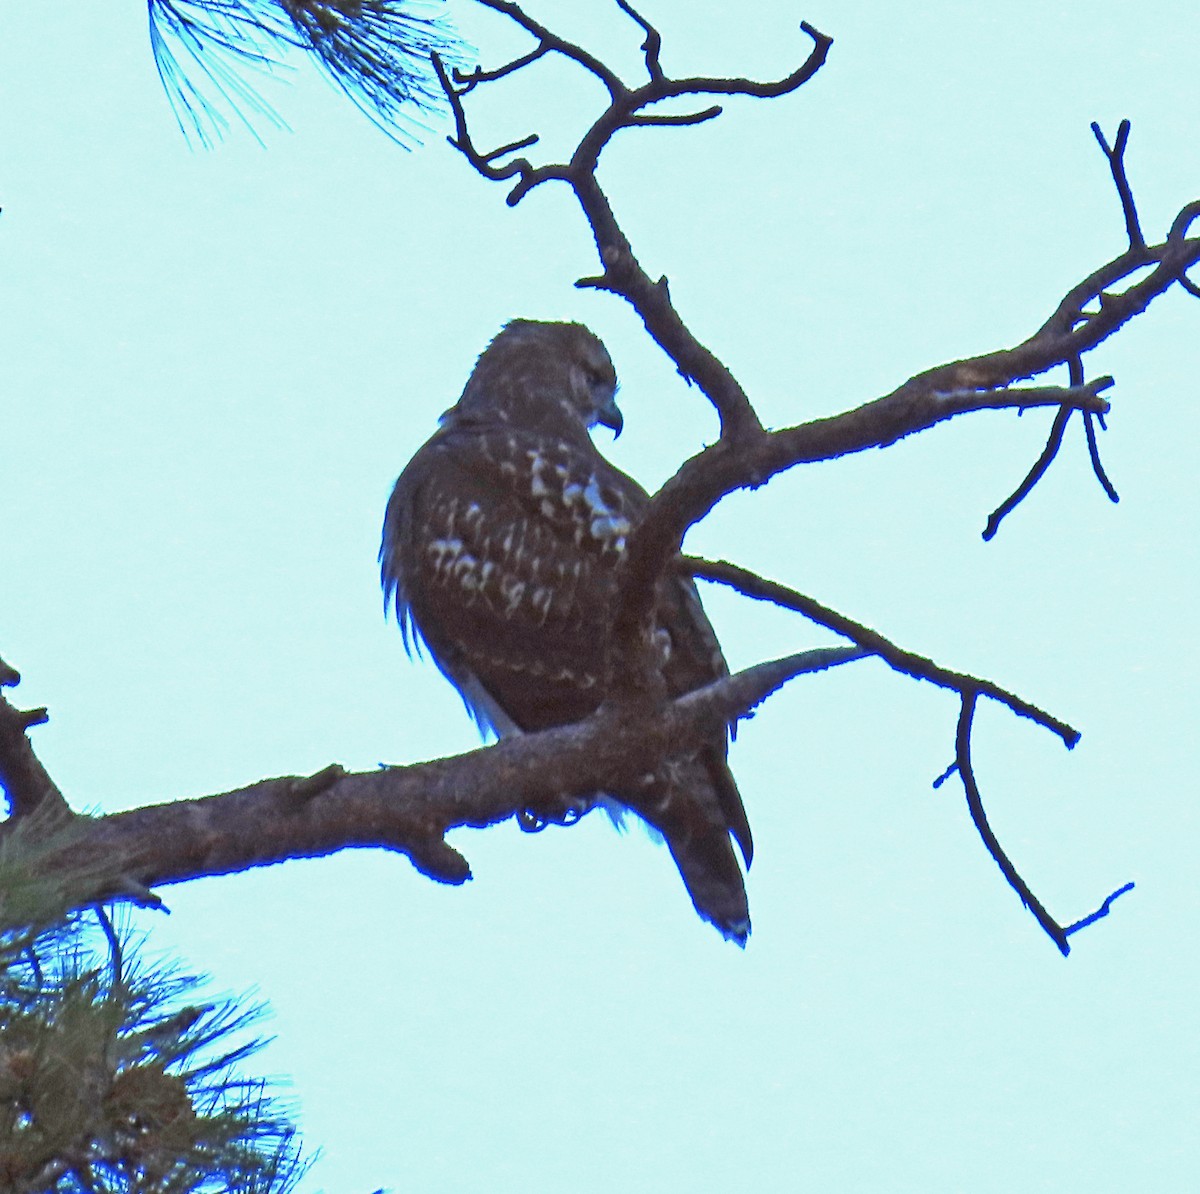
(428, 536, 465, 577)
(582, 477, 610, 518)
(529, 452, 552, 499)
(653, 628, 672, 663)
(590, 514, 630, 544)
(502, 576, 526, 615)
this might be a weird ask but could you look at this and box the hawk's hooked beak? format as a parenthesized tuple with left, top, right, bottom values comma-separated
(595, 392, 624, 437)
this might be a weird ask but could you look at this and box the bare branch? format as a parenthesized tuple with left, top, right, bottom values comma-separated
(983, 406, 1073, 541)
(452, 44, 550, 92)
(683, 558, 1080, 747)
(6, 650, 861, 914)
(1167, 199, 1200, 299)
(684, 562, 1134, 950)
(954, 691, 1071, 954)
(650, 20, 832, 102)
(432, 53, 560, 197)
(437, 4, 831, 441)
(625, 106, 722, 128)
(982, 355, 1096, 541)
(0, 660, 71, 820)
(610, 379, 1115, 686)
(613, 0, 665, 83)
(1083, 410, 1120, 503)
(1091, 119, 1145, 251)
(1064, 881, 1136, 937)
(949, 697, 1133, 952)
(468, 0, 627, 98)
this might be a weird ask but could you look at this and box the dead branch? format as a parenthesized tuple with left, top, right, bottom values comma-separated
(10, 6, 1184, 952)
(433, 6, 1198, 705)
(0, 648, 859, 913)
(1092, 118, 1145, 252)
(0, 660, 69, 821)
(952, 692, 1133, 957)
(682, 558, 1078, 746)
(682, 557, 1136, 949)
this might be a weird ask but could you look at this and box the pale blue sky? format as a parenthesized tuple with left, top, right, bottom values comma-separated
(2, 2, 1198, 1190)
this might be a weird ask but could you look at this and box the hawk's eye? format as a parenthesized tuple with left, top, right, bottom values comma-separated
(584, 363, 613, 394)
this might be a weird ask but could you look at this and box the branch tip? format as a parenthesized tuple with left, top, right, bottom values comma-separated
(1064, 881, 1136, 937)
(16, 707, 49, 731)
(1091, 117, 1145, 251)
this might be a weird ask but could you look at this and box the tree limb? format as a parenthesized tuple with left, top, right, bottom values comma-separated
(682, 558, 1079, 746)
(0, 649, 860, 913)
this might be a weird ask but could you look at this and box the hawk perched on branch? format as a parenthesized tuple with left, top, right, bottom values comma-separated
(381, 320, 753, 942)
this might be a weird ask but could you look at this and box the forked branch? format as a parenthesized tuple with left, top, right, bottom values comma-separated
(682, 558, 1135, 950)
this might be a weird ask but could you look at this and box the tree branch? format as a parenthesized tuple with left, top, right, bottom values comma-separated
(609, 378, 1115, 687)
(954, 691, 1071, 954)
(682, 558, 1079, 746)
(2, 649, 861, 914)
(951, 693, 1135, 954)
(0, 659, 70, 820)
(682, 560, 1136, 951)
(437, 4, 831, 441)
(983, 406, 1074, 540)
(1091, 119, 1145, 252)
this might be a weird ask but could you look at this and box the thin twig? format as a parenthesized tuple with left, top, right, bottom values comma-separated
(452, 44, 550, 92)
(983, 406, 1073, 540)
(94, 904, 124, 989)
(435, 3, 833, 440)
(955, 691, 1071, 955)
(1064, 881, 1136, 936)
(609, 377, 1115, 680)
(1083, 410, 1120, 503)
(468, 0, 626, 98)
(1091, 119, 1145, 251)
(614, 0, 665, 83)
(626, 107, 722, 127)
(432, 53, 563, 200)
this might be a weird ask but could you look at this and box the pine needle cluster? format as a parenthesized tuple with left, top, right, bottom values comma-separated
(0, 820, 308, 1194)
(147, 0, 465, 145)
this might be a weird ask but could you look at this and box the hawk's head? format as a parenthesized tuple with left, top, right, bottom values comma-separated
(452, 319, 623, 439)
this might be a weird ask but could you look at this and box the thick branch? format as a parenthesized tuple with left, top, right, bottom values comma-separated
(11, 649, 860, 909)
(609, 379, 1114, 686)
(609, 203, 1198, 664)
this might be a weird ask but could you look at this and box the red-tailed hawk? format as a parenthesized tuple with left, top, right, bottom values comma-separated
(381, 320, 752, 942)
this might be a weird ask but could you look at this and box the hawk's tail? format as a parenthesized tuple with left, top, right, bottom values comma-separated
(636, 755, 751, 946)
